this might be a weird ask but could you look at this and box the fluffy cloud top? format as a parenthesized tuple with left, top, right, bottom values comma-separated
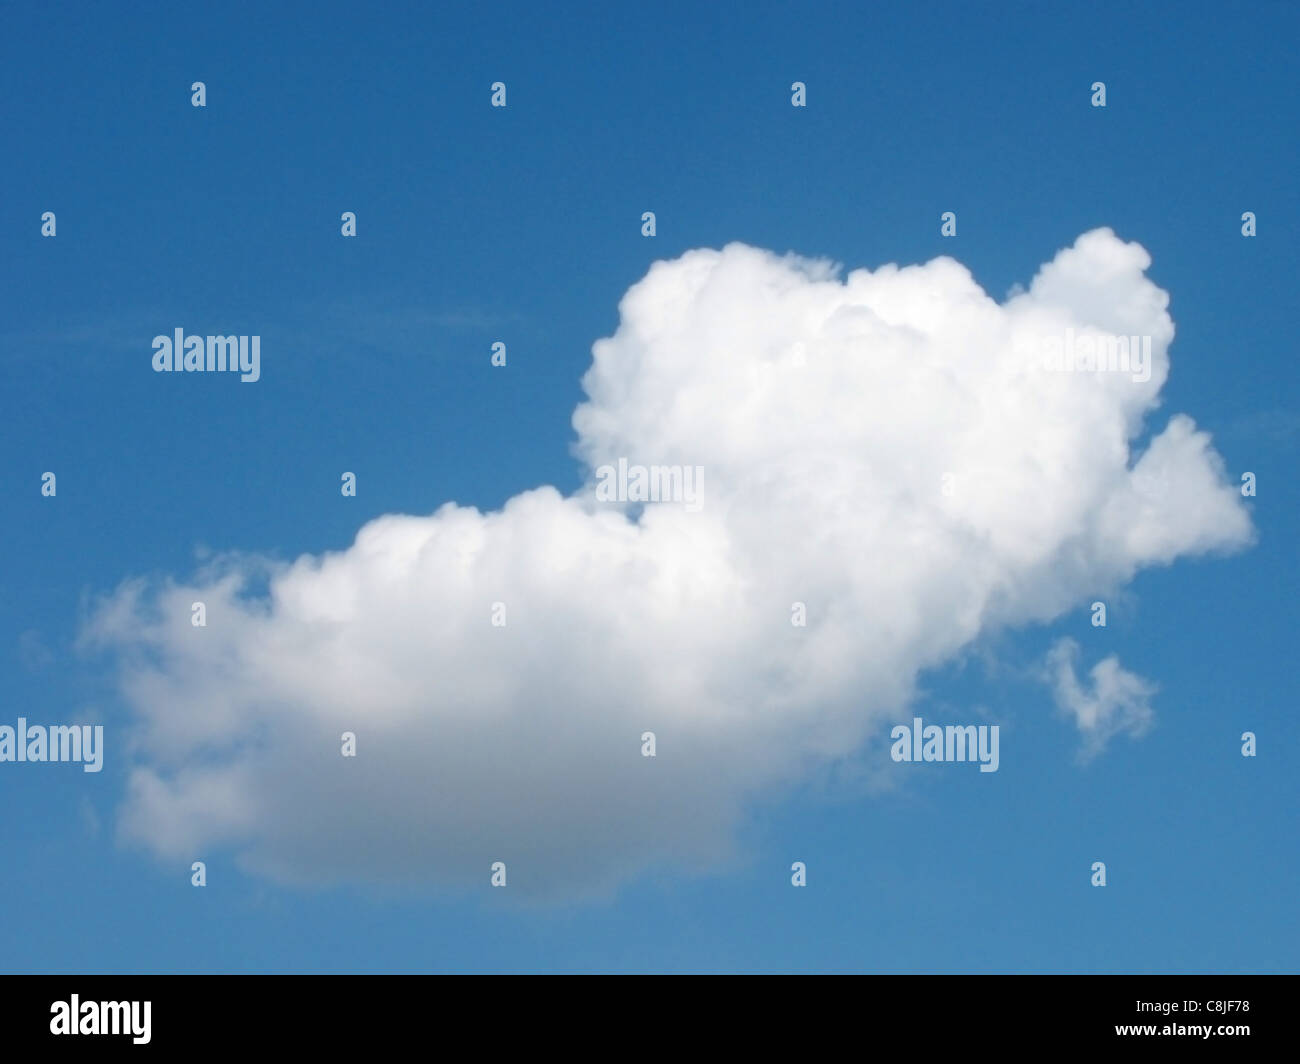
(84, 229, 1253, 897)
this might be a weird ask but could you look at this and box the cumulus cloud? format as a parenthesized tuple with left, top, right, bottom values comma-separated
(82, 229, 1253, 897)
(1044, 638, 1157, 758)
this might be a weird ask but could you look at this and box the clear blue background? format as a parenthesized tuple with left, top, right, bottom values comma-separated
(0, 0, 1295, 972)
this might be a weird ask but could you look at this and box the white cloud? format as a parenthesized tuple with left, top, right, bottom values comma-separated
(83, 229, 1253, 897)
(1044, 638, 1157, 758)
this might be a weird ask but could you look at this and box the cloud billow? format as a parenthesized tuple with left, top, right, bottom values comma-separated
(84, 229, 1253, 897)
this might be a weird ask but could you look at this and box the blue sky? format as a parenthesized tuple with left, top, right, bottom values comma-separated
(1, 0, 1296, 973)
